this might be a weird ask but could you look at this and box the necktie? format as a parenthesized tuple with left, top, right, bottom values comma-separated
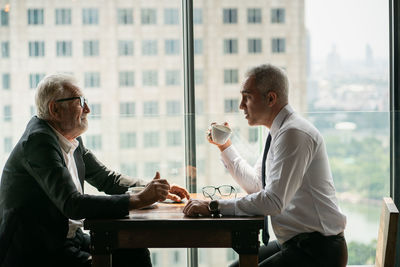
(261, 133, 272, 244)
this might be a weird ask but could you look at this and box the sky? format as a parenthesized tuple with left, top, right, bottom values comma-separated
(305, 0, 389, 62)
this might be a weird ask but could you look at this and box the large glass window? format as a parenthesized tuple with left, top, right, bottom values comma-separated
(141, 8, 156, 25)
(56, 41, 72, 57)
(247, 8, 262, 24)
(2, 73, 10, 90)
(164, 8, 179, 25)
(1, 42, 9, 58)
(118, 40, 134, 56)
(82, 8, 99, 25)
(0, 10, 9, 26)
(29, 73, 45, 89)
(27, 9, 44, 25)
(29, 41, 45, 57)
(55, 8, 71, 25)
(223, 8, 237, 24)
(223, 39, 238, 54)
(117, 8, 133, 25)
(83, 40, 99, 56)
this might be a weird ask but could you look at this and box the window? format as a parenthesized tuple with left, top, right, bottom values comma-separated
(1, 42, 9, 58)
(248, 38, 262, 54)
(142, 70, 158, 86)
(166, 100, 181, 115)
(272, 38, 286, 53)
(224, 39, 238, 54)
(30, 105, 36, 117)
(117, 8, 133, 24)
(195, 99, 204, 115)
(2, 74, 10, 90)
(168, 161, 182, 176)
(224, 99, 239, 113)
(195, 69, 203, 85)
(143, 132, 159, 148)
(248, 128, 259, 143)
(164, 8, 179, 25)
(144, 161, 160, 176)
(193, 8, 203, 24)
(28, 9, 44, 25)
(194, 39, 203, 55)
(224, 69, 238, 84)
(165, 70, 180, 86)
(223, 8, 237, 24)
(83, 40, 99, 56)
(82, 8, 99, 25)
(143, 101, 159, 116)
(3, 105, 11, 122)
(118, 40, 134, 56)
(119, 71, 134, 87)
(196, 129, 205, 145)
(170, 250, 183, 265)
(141, 8, 156, 25)
(55, 8, 71, 25)
(0, 10, 9, 26)
(29, 41, 45, 57)
(29, 73, 45, 89)
(120, 132, 136, 149)
(89, 103, 101, 119)
(120, 102, 135, 117)
(56, 41, 72, 57)
(165, 39, 180, 55)
(142, 40, 158, 55)
(84, 72, 100, 88)
(167, 130, 182, 146)
(120, 163, 137, 177)
(85, 135, 102, 151)
(4, 137, 12, 153)
(247, 8, 262, 24)
(271, 8, 285, 24)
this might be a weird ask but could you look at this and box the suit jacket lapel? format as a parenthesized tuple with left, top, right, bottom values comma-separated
(74, 146, 85, 193)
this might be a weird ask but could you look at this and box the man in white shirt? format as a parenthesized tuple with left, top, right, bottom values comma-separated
(183, 64, 347, 267)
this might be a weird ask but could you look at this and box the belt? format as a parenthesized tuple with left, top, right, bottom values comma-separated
(285, 231, 344, 246)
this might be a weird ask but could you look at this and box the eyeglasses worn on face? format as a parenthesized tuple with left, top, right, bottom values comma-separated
(202, 185, 237, 200)
(55, 96, 88, 108)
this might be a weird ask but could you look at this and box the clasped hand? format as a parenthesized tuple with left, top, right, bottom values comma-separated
(182, 199, 211, 217)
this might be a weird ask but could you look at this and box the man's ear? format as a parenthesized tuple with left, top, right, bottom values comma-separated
(266, 92, 278, 106)
(48, 101, 60, 119)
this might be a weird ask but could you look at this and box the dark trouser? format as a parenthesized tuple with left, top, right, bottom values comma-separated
(230, 232, 347, 267)
(59, 228, 152, 267)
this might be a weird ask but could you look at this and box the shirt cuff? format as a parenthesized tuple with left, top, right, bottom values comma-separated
(218, 198, 236, 216)
(220, 145, 239, 165)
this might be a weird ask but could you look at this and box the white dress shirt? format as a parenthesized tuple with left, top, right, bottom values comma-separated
(218, 104, 346, 243)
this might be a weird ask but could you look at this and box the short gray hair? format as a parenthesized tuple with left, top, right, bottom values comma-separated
(35, 73, 77, 120)
(246, 64, 289, 103)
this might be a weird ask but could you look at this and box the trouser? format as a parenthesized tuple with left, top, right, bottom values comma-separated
(60, 228, 152, 267)
(230, 232, 347, 267)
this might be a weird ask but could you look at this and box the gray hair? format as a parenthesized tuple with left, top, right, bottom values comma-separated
(35, 73, 77, 120)
(246, 64, 289, 104)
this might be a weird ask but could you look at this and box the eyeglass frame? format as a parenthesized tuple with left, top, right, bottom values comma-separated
(55, 96, 88, 108)
(201, 185, 237, 200)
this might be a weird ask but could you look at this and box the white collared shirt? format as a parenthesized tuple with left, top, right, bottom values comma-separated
(218, 104, 346, 243)
(48, 125, 84, 238)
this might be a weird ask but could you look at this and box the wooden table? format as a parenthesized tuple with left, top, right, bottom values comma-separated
(84, 195, 264, 267)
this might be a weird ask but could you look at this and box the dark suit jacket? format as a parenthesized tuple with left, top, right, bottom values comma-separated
(0, 116, 141, 266)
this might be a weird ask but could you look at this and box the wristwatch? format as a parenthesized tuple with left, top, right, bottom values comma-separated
(208, 200, 221, 218)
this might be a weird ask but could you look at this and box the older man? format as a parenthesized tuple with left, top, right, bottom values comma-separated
(183, 64, 347, 267)
(0, 73, 189, 267)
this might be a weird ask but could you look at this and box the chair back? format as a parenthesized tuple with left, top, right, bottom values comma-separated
(375, 197, 399, 267)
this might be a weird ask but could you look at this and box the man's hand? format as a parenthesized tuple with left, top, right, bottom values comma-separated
(206, 122, 232, 152)
(129, 172, 170, 209)
(183, 199, 211, 217)
(167, 184, 191, 202)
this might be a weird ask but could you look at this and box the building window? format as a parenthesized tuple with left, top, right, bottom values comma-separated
(151, 253, 159, 266)
(144, 161, 160, 177)
(165, 70, 180, 86)
(165, 39, 180, 55)
(144, 132, 159, 148)
(164, 8, 179, 25)
(195, 69, 203, 85)
(194, 39, 203, 55)
(86, 135, 102, 151)
(247, 8, 261, 24)
(118, 40, 134, 56)
(196, 129, 205, 145)
(120, 102, 135, 117)
(167, 130, 182, 146)
(193, 8, 202, 24)
(120, 163, 137, 177)
(141, 8, 156, 25)
(82, 8, 99, 25)
(223, 8, 237, 24)
(224, 99, 239, 113)
(142, 70, 158, 86)
(117, 8, 133, 25)
(4, 137, 12, 153)
(248, 128, 259, 143)
(166, 100, 181, 116)
(56, 41, 72, 57)
(224, 39, 238, 54)
(29, 73, 45, 89)
(84, 72, 100, 88)
(2, 73, 10, 90)
(1, 42, 9, 58)
(120, 132, 136, 149)
(167, 161, 181, 176)
(119, 71, 134, 87)
(29, 41, 45, 57)
(224, 69, 238, 84)
(55, 8, 71, 25)
(30, 105, 36, 117)
(28, 9, 44, 25)
(142, 40, 158, 55)
(4, 105, 11, 121)
(143, 101, 159, 116)
(83, 40, 99, 56)
(195, 99, 204, 115)
(89, 103, 101, 119)
(248, 38, 262, 54)
(170, 250, 183, 265)
(271, 8, 285, 24)
(272, 38, 286, 53)
(0, 10, 9, 26)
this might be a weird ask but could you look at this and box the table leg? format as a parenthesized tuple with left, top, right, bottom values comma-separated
(92, 254, 112, 267)
(239, 254, 258, 267)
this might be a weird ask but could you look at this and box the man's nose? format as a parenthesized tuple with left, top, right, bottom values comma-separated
(83, 103, 90, 113)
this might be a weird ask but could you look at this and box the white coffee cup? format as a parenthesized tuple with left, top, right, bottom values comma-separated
(211, 124, 232, 145)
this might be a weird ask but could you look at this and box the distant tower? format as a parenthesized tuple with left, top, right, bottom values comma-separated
(326, 44, 341, 74)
